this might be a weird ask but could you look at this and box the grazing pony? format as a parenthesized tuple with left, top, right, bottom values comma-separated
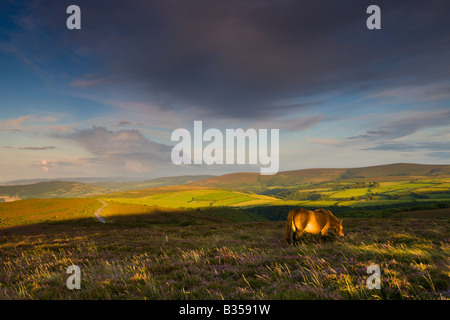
(285, 208, 343, 245)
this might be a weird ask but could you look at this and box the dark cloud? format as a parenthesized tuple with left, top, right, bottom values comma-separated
(8, 0, 450, 120)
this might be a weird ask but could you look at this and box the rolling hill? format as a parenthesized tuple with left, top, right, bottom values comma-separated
(0, 175, 214, 201)
(91, 175, 214, 192)
(101, 186, 280, 208)
(0, 181, 108, 201)
(190, 163, 450, 188)
(2, 164, 450, 202)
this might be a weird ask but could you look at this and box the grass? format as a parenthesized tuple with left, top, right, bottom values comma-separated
(329, 188, 370, 199)
(0, 216, 448, 300)
(0, 181, 108, 200)
(370, 180, 449, 197)
(107, 189, 279, 209)
(0, 198, 101, 228)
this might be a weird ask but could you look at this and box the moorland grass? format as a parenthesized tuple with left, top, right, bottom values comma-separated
(0, 217, 448, 300)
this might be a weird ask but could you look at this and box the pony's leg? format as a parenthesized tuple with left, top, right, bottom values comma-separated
(294, 230, 304, 245)
(320, 227, 329, 241)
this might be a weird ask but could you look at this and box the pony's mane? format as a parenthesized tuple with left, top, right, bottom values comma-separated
(316, 209, 340, 223)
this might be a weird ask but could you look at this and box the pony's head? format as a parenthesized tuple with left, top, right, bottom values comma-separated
(333, 220, 344, 237)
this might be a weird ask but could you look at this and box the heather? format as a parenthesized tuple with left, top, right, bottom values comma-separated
(1, 218, 448, 299)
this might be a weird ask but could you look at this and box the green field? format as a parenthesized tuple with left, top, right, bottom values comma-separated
(329, 188, 370, 199)
(106, 189, 280, 209)
(95, 178, 450, 212)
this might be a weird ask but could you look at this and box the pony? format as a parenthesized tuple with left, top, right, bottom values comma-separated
(285, 208, 343, 245)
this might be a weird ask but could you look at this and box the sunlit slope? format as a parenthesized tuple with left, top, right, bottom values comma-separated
(103, 188, 281, 208)
(0, 198, 101, 228)
(190, 163, 450, 188)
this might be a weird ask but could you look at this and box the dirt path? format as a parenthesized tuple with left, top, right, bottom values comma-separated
(94, 199, 108, 223)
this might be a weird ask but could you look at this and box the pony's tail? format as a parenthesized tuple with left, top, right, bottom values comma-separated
(285, 210, 296, 245)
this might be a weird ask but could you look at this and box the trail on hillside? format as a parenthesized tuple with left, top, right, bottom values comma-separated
(94, 199, 108, 223)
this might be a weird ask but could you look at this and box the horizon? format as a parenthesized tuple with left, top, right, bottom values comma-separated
(2, 1, 450, 181)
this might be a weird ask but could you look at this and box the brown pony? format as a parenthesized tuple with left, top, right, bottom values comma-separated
(285, 208, 343, 245)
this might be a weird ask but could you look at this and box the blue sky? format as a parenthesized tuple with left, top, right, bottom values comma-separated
(1, 0, 450, 181)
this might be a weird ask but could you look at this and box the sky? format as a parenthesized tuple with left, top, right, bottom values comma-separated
(1, 0, 450, 182)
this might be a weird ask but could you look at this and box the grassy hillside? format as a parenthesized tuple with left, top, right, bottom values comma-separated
(102, 187, 281, 209)
(3, 164, 449, 201)
(0, 175, 215, 201)
(99, 201, 266, 225)
(1, 163, 449, 231)
(96, 178, 450, 218)
(0, 217, 448, 299)
(91, 175, 215, 192)
(0, 181, 108, 201)
(0, 198, 102, 228)
(190, 163, 450, 188)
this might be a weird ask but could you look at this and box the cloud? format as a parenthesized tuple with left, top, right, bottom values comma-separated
(347, 130, 391, 140)
(0, 115, 60, 132)
(116, 121, 132, 127)
(18, 146, 56, 150)
(70, 75, 121, 88)
(274, 115, 324, 132)
(53, 126, 171, 174)
(366, 141, 450, 152)
(3, 0, 450, 177)
(14, 0, 450, 121)
(309, 138, 344, 146)
(348, 109, 450, 142)
(0, 115, 33, 131)
(367, 83, 450, 104)
(426, 152, 450, 159)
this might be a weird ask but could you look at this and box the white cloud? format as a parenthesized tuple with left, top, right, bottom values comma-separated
(52, 126, 171, 174)
(0, 114, 60, 132)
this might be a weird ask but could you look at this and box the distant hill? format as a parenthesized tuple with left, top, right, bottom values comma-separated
(190, 163, 450, 188)
(2, 175, 214, 186)
(2, 164, 450, 201)
(0, 181, 108, 200)
(91, 175, 215, 192)
(0, 175, 215, 201)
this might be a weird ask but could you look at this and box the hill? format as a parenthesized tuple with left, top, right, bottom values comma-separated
(190, 163, 450, 188)
(0, 197, 101, 228)
(0, 175, 214, 201)
(0, 181, 108, 201)
(91, 175, 214, 192)
(101, 186, 280, 208)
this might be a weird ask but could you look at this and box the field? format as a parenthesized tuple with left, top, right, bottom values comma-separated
(103, 188, 280, 209)
(90, 179, 450, 218)
(0, 216, 448, 299)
